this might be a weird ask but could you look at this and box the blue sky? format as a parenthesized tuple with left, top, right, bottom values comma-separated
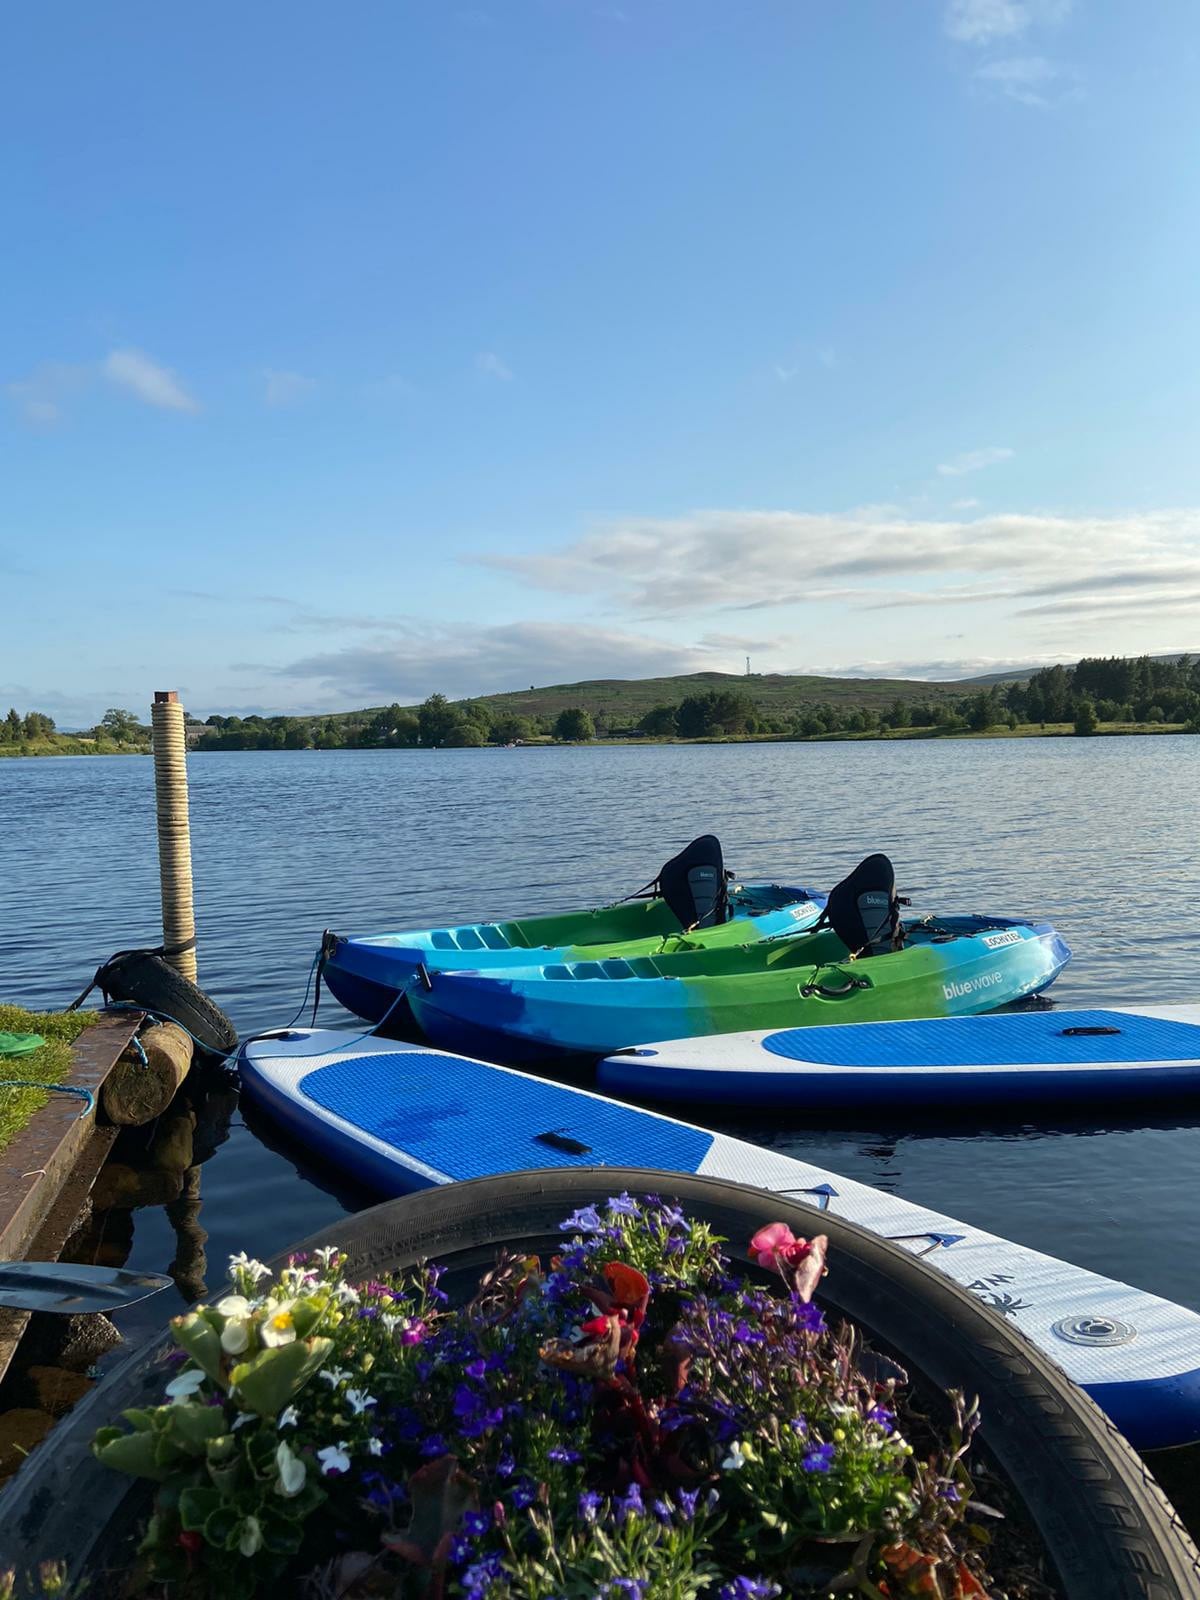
(4, 0, 1199, 725)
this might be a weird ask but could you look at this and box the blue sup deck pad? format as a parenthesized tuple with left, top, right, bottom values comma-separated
(761, 1009, 1200, 1067)
(298, 1050, 715, 1179)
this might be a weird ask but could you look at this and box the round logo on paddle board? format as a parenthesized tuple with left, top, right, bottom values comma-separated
(1050, 1314, 1137, 1347)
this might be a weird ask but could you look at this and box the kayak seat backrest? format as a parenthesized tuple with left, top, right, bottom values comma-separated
(658, 834, 729, 929)
(821, 853, 901, 958)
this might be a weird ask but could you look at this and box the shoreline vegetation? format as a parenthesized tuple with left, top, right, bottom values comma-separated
(7, 655, 1200, 757)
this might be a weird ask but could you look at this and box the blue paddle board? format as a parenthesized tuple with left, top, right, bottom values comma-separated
(240, 1029, 1200, 1450)
(596, 1005, 1200, 1108)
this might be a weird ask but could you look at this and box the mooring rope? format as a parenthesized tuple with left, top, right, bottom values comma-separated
(0, 1080, 96, 1119)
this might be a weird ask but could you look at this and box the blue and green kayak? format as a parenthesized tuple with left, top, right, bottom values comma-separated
(407, 914, 1072, 1062)
(323, 846, 826, 1027)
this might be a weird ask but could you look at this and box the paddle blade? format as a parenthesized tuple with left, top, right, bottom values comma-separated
(0, 1261, 173, 1313)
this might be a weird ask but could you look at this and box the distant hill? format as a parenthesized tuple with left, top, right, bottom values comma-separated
(188, 651, 1200, 750)
(451, 670, 967, 722)
(227, 670, 976, 733)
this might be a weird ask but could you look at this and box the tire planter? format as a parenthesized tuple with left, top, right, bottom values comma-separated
(3, 1169, 1197, 1598)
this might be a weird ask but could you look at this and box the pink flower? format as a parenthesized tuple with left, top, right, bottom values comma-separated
(749, 1222, 803, 1269)
(749, 1224, 829, 1302)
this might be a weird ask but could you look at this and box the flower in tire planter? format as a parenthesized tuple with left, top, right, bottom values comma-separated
(87, 1197, 1029, 1599)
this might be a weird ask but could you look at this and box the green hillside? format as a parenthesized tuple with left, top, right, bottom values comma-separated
(428, 670, 968, 722)
(188, 653, 1200, 749)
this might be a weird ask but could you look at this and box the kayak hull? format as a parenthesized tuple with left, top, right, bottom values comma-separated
(323, 881, 825, 1025)
(408, 916, 1072, 1062)
(598, 1005, 1200, 1108)
(239, 1029, 1200, 1450)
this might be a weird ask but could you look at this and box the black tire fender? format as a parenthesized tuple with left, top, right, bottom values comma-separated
(96, 950, 238, 1056)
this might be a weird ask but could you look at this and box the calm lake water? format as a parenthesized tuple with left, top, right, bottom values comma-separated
(3, 738, 1200, 1328)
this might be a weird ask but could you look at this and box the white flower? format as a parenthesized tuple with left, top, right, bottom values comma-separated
(721, 1440, 754, 1472)
(238, 1515, 263, 1556)
(313, 1246, 339, 1267)
(366, 1437, 383, 1456)
(317, 1441, 351, 1476)
(275, 1439, 307, 1498)
(260, 1306, 298, 1348)
(164, 1368, 207, 1401)
(381, 1314, 400, 1334)
(229, 1252, 271, 1285)
(334, 1283, 360, 1307)
(220, 1318, 252, 1355)
(319, 1367, 352, 1388)
(278, 1405, 300, 1431)
(215, 1293, 253, 1318)
(232, 1412, 257, 1430)
(344, 1389, 377, 1416)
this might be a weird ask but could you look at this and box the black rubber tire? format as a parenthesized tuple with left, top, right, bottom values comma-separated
(3, 1171, 1196, 1598)
(97, 950, 238, 1056)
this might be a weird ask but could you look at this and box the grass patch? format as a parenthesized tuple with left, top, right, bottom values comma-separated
(0, 1004, 98, 1152)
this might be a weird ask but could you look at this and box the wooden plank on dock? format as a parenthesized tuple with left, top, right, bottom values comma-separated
(0, 1122, 119, 1385)
(0, 1012, 142, 1264)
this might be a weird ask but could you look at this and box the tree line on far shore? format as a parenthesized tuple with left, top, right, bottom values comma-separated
(0, 707, 151, 753)
(8, 656, 1199, 757)
(193, 656, 1200, 750)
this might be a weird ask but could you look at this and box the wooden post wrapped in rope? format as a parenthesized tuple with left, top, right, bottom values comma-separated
(151, 690, 197, 983)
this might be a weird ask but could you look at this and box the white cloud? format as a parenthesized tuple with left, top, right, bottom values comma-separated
(936, 446, 1014, 476)
(944, 0, 1070, 45)
(477, 351, 513, 382)
(951, 497, 981, 509)
(774, 364, 799, 383)
(480, 506, 1200, 630)
(263, 369, 317, 407)
(103, 348, 198, 412)
(274, 621, 726, 702)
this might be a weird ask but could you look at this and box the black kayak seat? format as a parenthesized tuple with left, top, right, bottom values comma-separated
(657, 834, 730, 930)
(818, 853, 901, 957)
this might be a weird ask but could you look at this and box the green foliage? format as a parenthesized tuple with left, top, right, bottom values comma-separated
(0, 1004, 97, 1151)
(676, 689, 757, 738)
(98, 708, 144, 742)
(554, 707, 595, 741)
(418, 692, 465, 748)
(639, 704, 680, 736)
(1073, 698, 1098, 736)
(491, 713, 534, 744)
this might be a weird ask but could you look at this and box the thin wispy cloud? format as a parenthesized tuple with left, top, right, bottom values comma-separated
(937, 446, 1014, 476)
(974, 55, 1079, 106)
(480, 505, 1200, 636)
(774, 364, 799, 384)
(476, 350, 514, 382)
(263, 369, 317, 407)
(943, 0, 1071, 46)
(951, 497, 981, 509)
(103, 347, 198, 412)
(273, 621, 722, 703)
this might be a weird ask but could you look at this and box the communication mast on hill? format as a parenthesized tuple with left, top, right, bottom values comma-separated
(746, 656, 751, 676)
